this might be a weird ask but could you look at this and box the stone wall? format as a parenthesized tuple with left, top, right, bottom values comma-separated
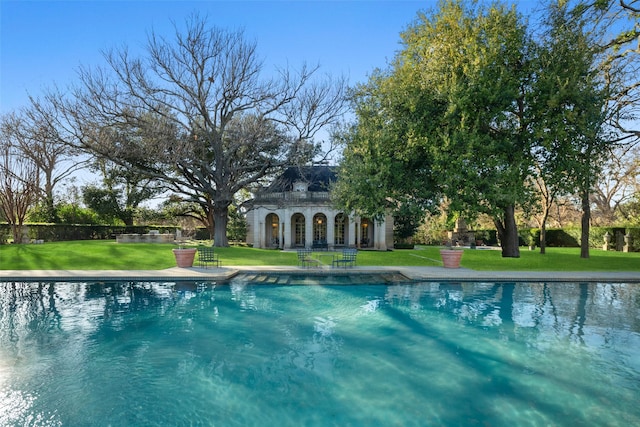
(116, 232, 175, 244)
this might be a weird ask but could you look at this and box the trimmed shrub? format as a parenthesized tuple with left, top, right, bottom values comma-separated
(517, 227, 639, 251)
(1, 223, 178, 242)
(394, 243, 415, 249)
(473, 229, 498, 246)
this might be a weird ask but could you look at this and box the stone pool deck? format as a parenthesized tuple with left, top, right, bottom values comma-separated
(1, 266, 639, 283)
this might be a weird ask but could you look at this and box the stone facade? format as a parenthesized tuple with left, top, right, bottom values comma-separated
(245, 166, 393, 250)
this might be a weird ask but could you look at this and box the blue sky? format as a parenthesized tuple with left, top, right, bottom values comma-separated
(0, 0, 444, 114)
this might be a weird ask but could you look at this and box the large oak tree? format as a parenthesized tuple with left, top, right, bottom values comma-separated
(42, 15, 347, 246)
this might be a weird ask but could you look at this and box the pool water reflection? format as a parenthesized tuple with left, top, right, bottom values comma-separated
(0, 280, 638, 426)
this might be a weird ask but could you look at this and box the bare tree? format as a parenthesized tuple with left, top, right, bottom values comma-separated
(1, 106, 87, 222)
(44, 16, 348, 246)
(0, 132, 40, 243)
(591, 144, 640, 223)
(530, 170, 561, 254)
(576, 0, 639, 142)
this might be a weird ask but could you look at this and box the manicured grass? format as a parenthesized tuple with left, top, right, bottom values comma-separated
(459, 246, 640, 271)
(0, 241, 177, 270)
(0, 240, 639, 271)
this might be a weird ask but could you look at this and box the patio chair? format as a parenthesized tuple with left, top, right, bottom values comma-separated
(312, 239, 329, 251)
(198, 246, 221, 268)
(297, 248, 321, 268)
(332, 248, 357, 268)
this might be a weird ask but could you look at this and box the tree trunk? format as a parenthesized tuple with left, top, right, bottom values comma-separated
(213, 205, 229, 247)
(11, 223, 21, 244)
(123, 215, 134, 227)
(206, 208, 215, 241)
(539, 205, 550, 255)
(43, 194, 58, 223)
(44, 178, 58, 223)
(494, 205, 520, 258)
(580, 190, 590, 258)
(197, 200, 216, 241)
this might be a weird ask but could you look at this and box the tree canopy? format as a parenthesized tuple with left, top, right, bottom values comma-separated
(335, 0, 534, 257)
(334, 0, 618, 258)
(529, 1, 610, 257)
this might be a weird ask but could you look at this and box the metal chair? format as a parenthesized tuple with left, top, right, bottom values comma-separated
(332, 248, 357, 268)
(198, 247, 221, 268)
(297, 248, 320, 268)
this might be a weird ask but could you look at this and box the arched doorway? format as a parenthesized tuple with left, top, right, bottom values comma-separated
(265, 213, 280, 248)
(360, 218, 372, 248)
(334, 213, 347, 247)
(291, 213, 305, 247)
(313, 213, 327, 247)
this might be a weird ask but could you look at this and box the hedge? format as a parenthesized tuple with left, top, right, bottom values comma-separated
(0, 223, 178, 243)
(519, 227, 639, 251)
(2, 223, 637, 251)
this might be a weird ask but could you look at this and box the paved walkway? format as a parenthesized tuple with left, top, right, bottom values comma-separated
(1, 266, 639, 283)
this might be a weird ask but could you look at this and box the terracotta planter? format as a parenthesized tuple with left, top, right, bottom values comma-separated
(172, 248, 197, 268)
(440, 249, 463, 268)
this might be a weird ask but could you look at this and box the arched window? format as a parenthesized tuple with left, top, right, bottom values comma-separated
(292, 213, 305, 247)
(265, 213, 279, 248)
(334, 213, 347, 246)
(361, 218, 371, 247)
(313, 213, 327, 245)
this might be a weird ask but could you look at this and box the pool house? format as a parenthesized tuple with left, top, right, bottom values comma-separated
(245, 165, 393, 250)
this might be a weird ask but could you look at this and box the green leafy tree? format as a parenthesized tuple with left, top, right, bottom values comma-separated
(227, 204, 248, 244)
(55, 202, 100, 225)
(529, 1, 611, 256)
(336, 0, 534, 257)
(332, 69, 442, 223)
(83, 159, 163, 226)
(393, 202, 425, 244)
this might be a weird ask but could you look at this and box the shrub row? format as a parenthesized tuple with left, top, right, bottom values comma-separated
(2, 223, 637, 251)
(519, 227, 639, 251)
(467, 227, 638, 251)
(0, 223, 178, 243)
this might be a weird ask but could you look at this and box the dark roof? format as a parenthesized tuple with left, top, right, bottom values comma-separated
(264, 166, 337, 193)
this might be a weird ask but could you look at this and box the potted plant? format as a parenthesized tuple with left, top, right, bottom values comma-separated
(172, 227, 196, 268)
(172, 247, 197, 267)
(439, 241, 463, 268)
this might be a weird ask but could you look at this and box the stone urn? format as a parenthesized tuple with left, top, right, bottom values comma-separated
(172, 248, 197, 268)
(440, 249, 463, 269)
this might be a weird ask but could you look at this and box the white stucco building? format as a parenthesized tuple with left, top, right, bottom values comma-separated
(245, 166, 393, 250)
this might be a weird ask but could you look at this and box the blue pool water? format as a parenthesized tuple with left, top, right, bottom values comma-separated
(0, 279, 638, 426)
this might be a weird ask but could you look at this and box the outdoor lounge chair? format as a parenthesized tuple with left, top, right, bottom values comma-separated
(198, 246, 221, 268)
(297, 248, 321, 268)
(332, 248, 357, 268)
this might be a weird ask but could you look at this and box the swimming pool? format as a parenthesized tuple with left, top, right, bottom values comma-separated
(1, 279, 638, 426)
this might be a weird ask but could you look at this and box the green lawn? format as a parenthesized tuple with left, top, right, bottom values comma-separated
(0, 240, 639, 271)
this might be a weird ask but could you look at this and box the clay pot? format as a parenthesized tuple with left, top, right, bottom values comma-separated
(172, 248, 197, 268)
(440, 249, 463, 268)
